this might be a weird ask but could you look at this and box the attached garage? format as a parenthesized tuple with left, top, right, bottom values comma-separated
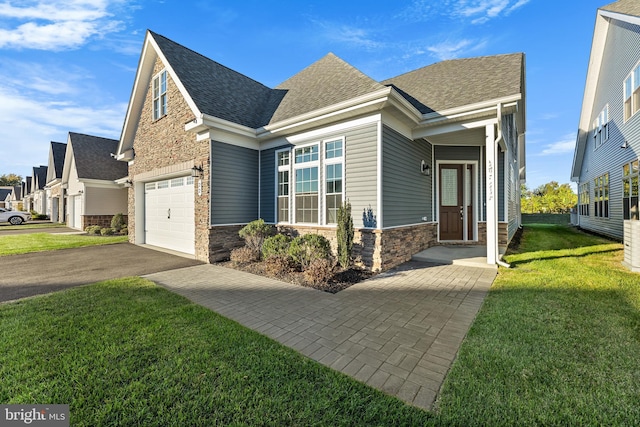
(72, 195, 82, 229)
(144, 176, 195, 255)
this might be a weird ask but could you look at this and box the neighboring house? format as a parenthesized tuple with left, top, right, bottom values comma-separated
(116, 31, 526, 270)
(61, 132, 128, 230)
(0, 187, 11, 209)
(22, 177, 32, 212)
(6, 186, 22, 210)
(31, 166, 48, 215)
(44, 141, 67, 223)
(571, 0, 640, 251)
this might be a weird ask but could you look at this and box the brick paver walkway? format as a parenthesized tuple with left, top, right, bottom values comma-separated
(144, 260, 496, 410)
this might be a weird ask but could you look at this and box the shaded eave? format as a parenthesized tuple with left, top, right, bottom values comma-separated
(116, 31, 201, 161)
(572, 8, 640, 181)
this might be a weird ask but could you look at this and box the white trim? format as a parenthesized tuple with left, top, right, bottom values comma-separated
(275, 147, 291, 224)
(435, 160, 479, 242)
(291, 142, 321, 225)
(382, 222, 437, 230)
(285, 115, 380, 145)
(486, 123, 498, 265)
(377, 119, 383, 229)
(599, 9, 640, 27)
(322, 137, 345, 226)
(414, 117, 498, 139)
(421, 95, 521, 121)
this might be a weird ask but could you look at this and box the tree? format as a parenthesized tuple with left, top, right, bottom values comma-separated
(0, 174, 22, 186)
(521, 181, 577, 214)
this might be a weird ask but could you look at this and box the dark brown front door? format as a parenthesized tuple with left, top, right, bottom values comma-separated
(439, 164, 463, 240)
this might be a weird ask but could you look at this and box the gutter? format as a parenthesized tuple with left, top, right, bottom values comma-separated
(493, 102, 511, 269)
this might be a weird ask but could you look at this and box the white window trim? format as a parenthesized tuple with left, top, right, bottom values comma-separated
(323, 137, 345, 225)
(624, 61, 640, 122)
(152, 69, 168, 121)
(275, 148, 291, 224)
(593, 104, 609, 149)
(292, 142, 320, 225)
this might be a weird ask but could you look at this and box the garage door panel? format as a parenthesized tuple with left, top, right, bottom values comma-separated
(144, 176, 195, 255)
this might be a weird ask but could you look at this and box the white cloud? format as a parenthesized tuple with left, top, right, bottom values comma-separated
(426, 38, 488, 60)
(540, 133, 576, 155)
(0, 0, 125, 50)
(312, 20, 384, 50)
(397, 0, 531, 24)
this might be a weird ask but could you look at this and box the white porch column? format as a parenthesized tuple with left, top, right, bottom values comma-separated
(485, 123, 498, 265)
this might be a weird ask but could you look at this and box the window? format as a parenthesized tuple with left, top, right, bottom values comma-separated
(325, 140, 343, 224)
(277, 150, 290, 222)
(275, 138, 344, 225)
(593, 173, 609, 218)
(624, 63, 640, 122)
(623, 159, 639, 220)
(153, 70, 168, 120)
(579, 182, 589, 216)
(592, 105, 609, 149)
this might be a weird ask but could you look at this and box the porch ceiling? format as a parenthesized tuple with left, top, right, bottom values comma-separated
(424, 127, 485, 146)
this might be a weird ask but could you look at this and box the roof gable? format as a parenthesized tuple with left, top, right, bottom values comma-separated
(382, 53, 524, 113)
(46, 141, 67, 183)
(602, 0, 640, 17)
(32, 166, 47, 190)
(151, 31, 278, 128)
(68, 132, 128, 181)
(0, 188, 11, 201)
(270, 53, 386, 124)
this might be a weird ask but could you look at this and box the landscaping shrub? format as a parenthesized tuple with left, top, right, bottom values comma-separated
(121, 226, 128, 235)
(110, 213, 126, 232)
(230, 246, 259, 265)
(100, 227, 115, 236)
(31, 213, 49, 220)
(238, 219, 274, 252)
(85, 225, 101, 235)
(263, 255, 294, 278)
(289, 234, 331, 269)
(262, 234, 292, 259)
(336, 201, 354, 269)
(303, 258, 335, 285)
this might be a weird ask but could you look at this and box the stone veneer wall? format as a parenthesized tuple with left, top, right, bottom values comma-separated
(128, 57, 211, 262)
(82, 215, 129, 230)
(477, 222, 510, 250)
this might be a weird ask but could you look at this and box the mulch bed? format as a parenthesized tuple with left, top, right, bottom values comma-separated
(219, 260, 374, 293)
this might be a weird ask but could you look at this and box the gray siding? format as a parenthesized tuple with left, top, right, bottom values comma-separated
(383, 125, 433, 228)
(211, 141, 259, 224)
(503, 114, 520, 241)
(258, 121, 379, 228)
(578, 18, 640, 239)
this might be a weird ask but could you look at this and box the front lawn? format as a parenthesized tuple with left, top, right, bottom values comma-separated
(0, 233, 128, 256)
(436, 224, 640, 425)
(0, 278, 434, 426)
(0, 222, 67, 230)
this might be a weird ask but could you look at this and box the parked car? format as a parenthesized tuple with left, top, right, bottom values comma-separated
(0, 208, 31, 225)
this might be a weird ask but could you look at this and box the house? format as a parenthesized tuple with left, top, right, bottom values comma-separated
(5, 186, 22, 211)
(61, 132, 128, 230)
(44, 141, 67, 223)
(571, 0, 640, 260)
(22, 178, 32, 212)
(31, 166, 48, 216)
(0, 187, 11, 209)
(116, 30, 526, 270)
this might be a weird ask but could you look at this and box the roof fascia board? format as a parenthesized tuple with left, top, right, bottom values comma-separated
(414, 117, 498, 139)
(421, 94, 522, 122)
(61, 135, 74, 184)
(572, 11, 610, 180)
(259, 87, 393, 136)
(599, 9, 640, 27)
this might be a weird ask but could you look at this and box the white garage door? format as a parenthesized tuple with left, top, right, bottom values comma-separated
(73, 195, 82, 230)
(144, 176, 195, 255)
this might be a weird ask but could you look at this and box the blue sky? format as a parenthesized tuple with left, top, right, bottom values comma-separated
(0, 0, 610, 191)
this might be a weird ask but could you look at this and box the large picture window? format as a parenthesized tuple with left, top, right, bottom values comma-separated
(593, 173, 609, 218)
(623, 160, 639, 220)
(579, 182, 589, 216)
(624, 63, 640, 122)
(275, 138, 344, 226)
(153, 70, 167, 120)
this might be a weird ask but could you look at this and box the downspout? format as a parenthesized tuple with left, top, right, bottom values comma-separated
(494, 103, 511, 269)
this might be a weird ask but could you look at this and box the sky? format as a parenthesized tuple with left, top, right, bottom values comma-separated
(0, 0, 613, 191)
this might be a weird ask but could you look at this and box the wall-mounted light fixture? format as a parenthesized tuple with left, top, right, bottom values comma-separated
(124, 179, 133, 188)
(191, 165, 204, 178)
(420, 160, 431, 176)
(621, 140, 628, 149)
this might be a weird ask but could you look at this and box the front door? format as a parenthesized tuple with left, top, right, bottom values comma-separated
(439, 164, 464, 240)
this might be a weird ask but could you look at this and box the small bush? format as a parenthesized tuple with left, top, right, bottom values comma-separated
(262, 234, 292, 259)
(32, 214, 49, 220)
(121, 226, 128, 235)
(85, 225, 101, 235)
(111, 213, 126, 232)
(100, 227, 115, 236)
(230, 246, 259, 265)
(238, 219, 274, 252)
(289, 234, 332, 269)
(303, 258, 335, 285)
(263, 255, 293, 278)
(337, 201, 354, 269)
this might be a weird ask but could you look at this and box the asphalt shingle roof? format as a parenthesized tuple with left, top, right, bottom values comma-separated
(69, 132, 128, 181)
(602, 0, 640, 17)
(0, 188, 11, 201)
(270, 53, 386, 124)
(151, 31, 278, 129)
(381, 53, 524, 113)
(33, 166, 47, 190)
(51, 142, 67, 179)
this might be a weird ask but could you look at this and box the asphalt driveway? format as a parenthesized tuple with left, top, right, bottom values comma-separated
(0, 243, 202, 303)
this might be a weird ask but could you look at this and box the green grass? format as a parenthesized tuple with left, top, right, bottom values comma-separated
(0, 278, 434, 426)
(0, 233, 128, 256)
(0, 222, 68, 230)
(436, 224, 640, 426)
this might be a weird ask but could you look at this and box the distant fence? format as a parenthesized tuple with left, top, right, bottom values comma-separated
(521, 214, 571, 225)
